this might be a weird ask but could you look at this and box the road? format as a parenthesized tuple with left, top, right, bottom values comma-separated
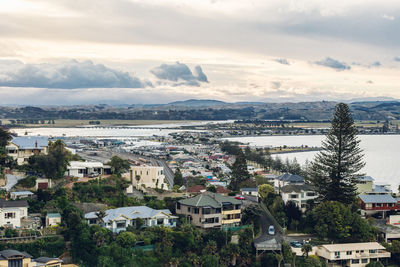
(1, 174, 23, 191)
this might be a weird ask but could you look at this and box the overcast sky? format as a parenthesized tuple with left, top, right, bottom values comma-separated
(0, 0, 400, 105)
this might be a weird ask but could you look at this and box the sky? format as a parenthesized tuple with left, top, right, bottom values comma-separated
(0, 0, 400, 105)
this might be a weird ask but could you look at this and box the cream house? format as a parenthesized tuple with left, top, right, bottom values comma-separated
(6, 136, 48, 165)
(124, 166, 168, 190)
(0, 200, 28, 228)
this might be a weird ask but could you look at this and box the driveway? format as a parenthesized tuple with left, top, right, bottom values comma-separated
(1, 174, 23, 191)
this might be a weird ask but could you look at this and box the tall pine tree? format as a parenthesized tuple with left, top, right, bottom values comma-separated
(309, 103, 365, 204)
(229, 149, 250, 190)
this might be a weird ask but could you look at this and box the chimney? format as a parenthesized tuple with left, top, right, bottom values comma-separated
(35, 140, 38, 148)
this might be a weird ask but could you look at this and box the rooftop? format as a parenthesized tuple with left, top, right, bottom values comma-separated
(10, 136, 48, 149)
(280, 184, 316, 193)
(85, 206, 176, 221)
(357, 176, 374, 182)
(277, 173, 304, 183)
(69, 161, 104, 169)
(359, 194, 397, 204)
(179, 192, 241, 208)
(240, 188, 258, 192)
(320, 242, 385, 252)
(0, 199, 28, 208)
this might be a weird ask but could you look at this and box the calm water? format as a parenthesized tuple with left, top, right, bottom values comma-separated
(225, 135, 400, 191)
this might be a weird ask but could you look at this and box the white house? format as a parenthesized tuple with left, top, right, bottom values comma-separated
(316, 242, 390, 267)
(274, 173, 305, 189)
(65, 161, 104, 178)
(240, 188, 259, 197)
(0, 200, 28, 228)
(10, 191, 34, 200)
(123, 166, 168, 190)
(85, 206, 177, 233)
(280, 184, 318, 212)
(6, 136, 49, 165)
(46, 213, 61, 227)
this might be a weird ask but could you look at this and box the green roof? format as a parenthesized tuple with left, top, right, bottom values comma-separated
(47, 213, 61, 218)
(179, 193, 241, 208)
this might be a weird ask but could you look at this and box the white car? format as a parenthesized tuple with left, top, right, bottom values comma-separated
(268, 225, 275, 235)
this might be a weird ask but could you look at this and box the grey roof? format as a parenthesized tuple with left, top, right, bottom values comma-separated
(178, 192, 241, 208)
(0, 249, 32, 259)
(0, 199, 28, 208)
(85, 206, 176, 222)
(240, 188, 258, 192)
(357, 176, 374, 182)
(35, 257, 63, 263)
(11, 136, 48, 149)
(277, 173, 304, 183)
(280, 184, 316, 193)
(372, 185, 392, 193)
(359, 194, 397, 204)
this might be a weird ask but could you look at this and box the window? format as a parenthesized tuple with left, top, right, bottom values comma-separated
(147, 171, 149, 175)
(369, 249, 376, 254)
(290, 194, 298, 199)
(157, 218, 164, 225)
(306, 192, 315, 196)
(188, 207, 191, 213)
(194, 208, 199, 214)
(177, 203, 181, 210)
(116, 221, 125, 228)
(5, 213, 15, 219)
(334, 252, 340, 258)
(216, 208, 221, 213)
(351, 259, 360, 264)
(362, 259, 368, 263)
(235, 204, 240, 209)
(346, 251, 352, 255)
(202, 208, 211, 214)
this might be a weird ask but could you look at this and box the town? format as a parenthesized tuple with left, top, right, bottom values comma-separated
(0, 103, 398, 267)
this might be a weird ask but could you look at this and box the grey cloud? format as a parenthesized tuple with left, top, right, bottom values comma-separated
(150, 62, 208, 86)
(366, 80, 374, 84)
(270, 81, 282, 89)
(315, 57, 351, 70)
(274, 58, 290, 65)
(394, 57, 400, 62)
(369, 61, 382, 67)
(0, 60, 150, 89)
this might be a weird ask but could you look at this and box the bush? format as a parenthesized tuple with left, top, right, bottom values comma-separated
(17, 176, 37, 188)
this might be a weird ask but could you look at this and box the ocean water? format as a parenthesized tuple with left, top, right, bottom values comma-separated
(225, 135, 400, 191)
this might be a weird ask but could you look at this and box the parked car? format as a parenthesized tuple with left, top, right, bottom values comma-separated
(235, 195, 245, 200)
(290, 241, 303, 248)
(268, 225, 275, 235)
(88, 172, 99, 178)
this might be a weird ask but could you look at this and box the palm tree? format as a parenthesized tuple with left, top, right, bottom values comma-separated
(95, 210, 106, 225)
(275, 253, 283, 267)
(301, 243, 313, 258)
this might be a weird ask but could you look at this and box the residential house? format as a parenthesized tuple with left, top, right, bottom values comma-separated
(274, 173, 305, 190)
(35, 178, 52, 190)
(124, 166, 168, 190)
(34, 257, 63, 267)
(0, 250, 35, 267)
(280, 184, 318, 212)
(10, 191, 34, 200)
(356, 176, 374, 194)
(85, 206, 177, 233)
(176, 192, 242, 229)
(316, 242, 390, 267)
(359, 194, 400, 217)
(65, 161, 104, 178)
(240, 188, 259, 197)
(6, 136, 49, 165)
(46, 213, 61, 227)
(0, 199, 28, 228)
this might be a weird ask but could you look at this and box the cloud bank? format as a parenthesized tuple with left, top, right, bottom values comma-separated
(0, 60, 150, 89)
(315, 57, 351, 70)
(150, 62, 208, 86)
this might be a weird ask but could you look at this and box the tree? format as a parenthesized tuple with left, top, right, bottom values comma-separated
(365, 261, 384, 267)
(108, 156, 130, 177)
(258, 184, 274, 199)
(206, 185, 216, 192)
(95, 210, 107, 225)
(301, 243, 313, 258)
(275, 253, 283, 267)
(229, 149, 250, 190)
(0, 127, 11, 147)
(116, 231, 137, 248)
(173, 168, 183, 186)
(309, 103, 365, 204)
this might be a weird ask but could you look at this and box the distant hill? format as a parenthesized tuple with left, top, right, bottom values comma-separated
(168, 99, 227, 106)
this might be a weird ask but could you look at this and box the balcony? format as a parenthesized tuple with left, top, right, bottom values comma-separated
(363, 206, 400, 211)
(222, 209, 241, 215)
(222, 218, 241, 224)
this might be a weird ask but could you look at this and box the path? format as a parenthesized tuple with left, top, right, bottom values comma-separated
(1, 174, 23, 191)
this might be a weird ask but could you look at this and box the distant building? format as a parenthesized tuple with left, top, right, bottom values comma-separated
(0, 199, 28, 228)
(124, 166, 168, 190)
(275, 173, 304, 189)
(240, 188, 259, 197)
(0, 250, 35, 267)
(6, 136, 49, 165)
(316, 242, 390, 267)
(66, 161, 104, 178)
(280, 184, 318, 212)
(176, 192, 242, 229)
(46, 213, 61, 227)
(359, 194, 400, 217)
(356, 176, 374, 194)
(85, 206, 177, 233)
(10, 191, 34, 200)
